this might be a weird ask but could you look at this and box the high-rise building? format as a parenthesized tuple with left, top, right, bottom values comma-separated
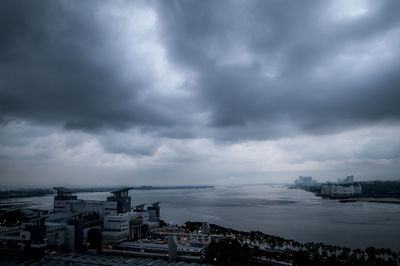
(53, 187, 77, 212)
(107, 188, 133, 214)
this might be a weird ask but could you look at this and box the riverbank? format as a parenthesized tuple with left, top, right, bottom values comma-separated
(340, 197, 400, 204)
(0, 186, 215, 200)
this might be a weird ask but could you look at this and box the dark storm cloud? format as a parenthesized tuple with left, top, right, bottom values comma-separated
(1, 0, 400, 143)
(0, 1, 176, 132)
(155, 0, 400, 140)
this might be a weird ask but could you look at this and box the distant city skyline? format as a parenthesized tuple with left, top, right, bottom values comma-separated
(1, 1, 400, 186)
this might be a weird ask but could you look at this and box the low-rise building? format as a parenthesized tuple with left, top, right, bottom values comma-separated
(320, 181, 362, 198)
(102, 214, 129, 244)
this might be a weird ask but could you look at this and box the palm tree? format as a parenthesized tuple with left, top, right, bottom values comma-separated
(391, 250, 398, 262)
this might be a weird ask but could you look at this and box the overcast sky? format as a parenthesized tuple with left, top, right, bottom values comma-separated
(1, 0, 400, 186)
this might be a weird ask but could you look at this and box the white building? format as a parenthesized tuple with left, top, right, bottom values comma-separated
(67, 200, 117, 217)
(102, 214, 130, 244)
(320, 183, 362, 198)
(341, 175, 354, 184)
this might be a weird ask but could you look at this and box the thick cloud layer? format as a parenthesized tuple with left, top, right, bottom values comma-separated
(0, 1, 186, 131)
(156, 0, 400, 139)
(1, 0, 400, 185)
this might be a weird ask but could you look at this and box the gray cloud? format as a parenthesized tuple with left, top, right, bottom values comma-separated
(2, 1, 400, 140)
(155, 0, 400, 140)
(1, 0, 400, 185)
(0, 1, 179, 132)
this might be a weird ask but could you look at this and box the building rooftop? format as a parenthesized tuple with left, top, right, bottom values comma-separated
(0, 251, 210, 265)
(111, 187, 134, 194)
(134, 204, 146, 211)
(53, 187, 74, 193)
(117, 241, 204, 253)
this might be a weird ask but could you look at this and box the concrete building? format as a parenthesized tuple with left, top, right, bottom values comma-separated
(53, 187, 77, 212)
(0, 186, 204, 262)
(46, 223, 66, 249)
(150, 227, 214, 247)
(0, 209, 49, 258)
(294, 176, 317, 187)
(148, 202, 160, 223)
(320, 182, 362, 198)
(168, 235, 178, 262)
(102, 214, 129, 244)
(65, 212, 102, 251)
(51, 187, 164, 251)
(341, 175, 354, 184)
(107, 188, 133, 214)
(53, 187, 140, 218)
(109, 241, 205, 262)
(127, 205, 152, 240)
(147, 202, 161, 229)
(67, 200, 117, 218)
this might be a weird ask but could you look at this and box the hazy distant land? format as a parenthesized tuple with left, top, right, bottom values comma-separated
(0, 185, 214, 200)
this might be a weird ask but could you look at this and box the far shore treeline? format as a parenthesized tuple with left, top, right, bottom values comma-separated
(2, 181, 400, 200)
(0, 185, 214, 200)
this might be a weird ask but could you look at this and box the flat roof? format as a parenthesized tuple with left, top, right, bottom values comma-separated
(117, 241, 204, 252)
(0, 250, 210, 266)
(53, 187, 74, 193)
(111, 187, 133, 193)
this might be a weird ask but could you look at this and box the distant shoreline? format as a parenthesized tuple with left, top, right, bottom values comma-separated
(339, 197, 400, 204)
(131, 185, 214, 190)
(289, 180, 400, 204)
(0, 185, 214, 200)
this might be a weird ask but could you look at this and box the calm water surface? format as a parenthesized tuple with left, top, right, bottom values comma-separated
(2, 185, 400, 250)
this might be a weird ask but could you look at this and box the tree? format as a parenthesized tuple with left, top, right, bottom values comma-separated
(366, 246, 377, 263)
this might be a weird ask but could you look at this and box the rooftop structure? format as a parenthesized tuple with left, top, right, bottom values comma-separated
(108, 188, 133, 214)
(340, 175, 355, 184)
(134, 204, 146, 212)
(53, 187, 74, 196)
(111, 187, 133, 198)
(111, 240, 205, 262)
(53, 187, 77, 212)
(147, 202, 161, 224)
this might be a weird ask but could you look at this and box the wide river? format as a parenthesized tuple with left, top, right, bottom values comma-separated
(1, 185, 400, 251)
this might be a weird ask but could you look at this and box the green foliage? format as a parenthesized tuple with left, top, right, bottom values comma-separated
(205, 239, 251, 266)
(360, 180, 400, 196)
(199, 223, 399, 266)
